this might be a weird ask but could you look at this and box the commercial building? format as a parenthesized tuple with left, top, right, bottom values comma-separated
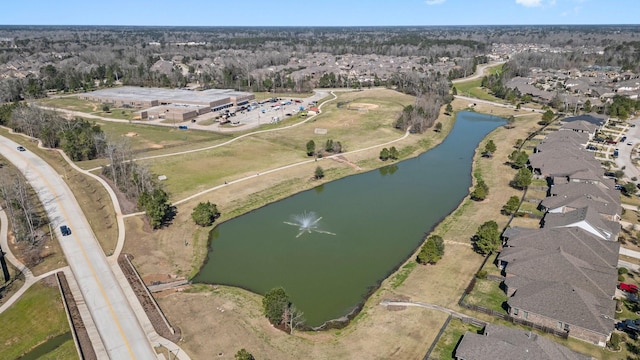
(79, 86, 254, 121)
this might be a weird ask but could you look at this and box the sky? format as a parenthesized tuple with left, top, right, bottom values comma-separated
(1, 0, 639, 27)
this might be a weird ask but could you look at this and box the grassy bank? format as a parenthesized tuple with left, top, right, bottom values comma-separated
(0, 277, 75, 360)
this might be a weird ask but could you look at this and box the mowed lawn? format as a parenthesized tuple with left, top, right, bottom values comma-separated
(144, 89, 413, 202)
(0, 278, 75, 360)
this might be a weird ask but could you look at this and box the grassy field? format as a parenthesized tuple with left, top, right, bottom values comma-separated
(0, 277, 74, 360)
(36, 97, 98, 113)
(464, 279, 507, 313)
(430, 318, 482, 360)
(253, 91, 314, 101)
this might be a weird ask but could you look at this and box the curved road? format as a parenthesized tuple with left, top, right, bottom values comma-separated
(0, 138, 155, 359)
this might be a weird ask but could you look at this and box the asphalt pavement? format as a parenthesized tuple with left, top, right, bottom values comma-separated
(0, 137, 156, 359)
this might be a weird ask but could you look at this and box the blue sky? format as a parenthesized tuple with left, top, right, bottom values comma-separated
(1, 0, 638, 26)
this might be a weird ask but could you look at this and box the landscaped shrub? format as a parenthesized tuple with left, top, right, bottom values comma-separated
(476, 270, 488, 279)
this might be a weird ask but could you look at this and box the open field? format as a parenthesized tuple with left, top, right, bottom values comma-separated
(0, 276, 74, 360)
(253, 91, 314, 101)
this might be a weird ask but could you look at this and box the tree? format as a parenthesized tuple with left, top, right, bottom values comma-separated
(508, 150, 529, 168)
(379, 147, 390, 161)
(417, 235, 445, 265)
(389, 146, 399, 160)
(483, 140, 497, 157)
(515, 139, 523, 148)
(622, 182, 637, 196)
(314, 166, 324, 179)
(512, 168, 533, 189)
(471, 179, 489, 201)
(541, 109, 555, 124)
(435, 122, 443, 132)
(191, 201, 219, 226)
(474, 220, 501, 255)
(102, 104, 110, 112)
(584, 99, 592, 113)
(325, 139, 334, 152)
(452, 87, 458, 96)
(502, 195, 521, 215)
(306, 140, 315, 156)
(138, 188, 172, 229)
(283, 304, 306, 334)
(235, 349, 255, 360)
(262, 287, 290, 325)
(445, 103, 453, 115)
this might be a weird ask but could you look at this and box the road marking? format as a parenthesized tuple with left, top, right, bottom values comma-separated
(5, 144, 137, 358)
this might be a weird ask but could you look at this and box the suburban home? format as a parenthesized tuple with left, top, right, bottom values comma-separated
(455, 323, 594, 360)
(559, 120, 599, 140)
(529, 149, 603, 184)
(542, 205, 620, 241)
(541, 182, 621, 221)
(498, 226, 618, 346)
(534, 129, 589, 153)
(560, 113, 608, 128)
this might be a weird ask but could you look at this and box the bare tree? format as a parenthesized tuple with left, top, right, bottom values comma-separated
(283, 304, 306, 335)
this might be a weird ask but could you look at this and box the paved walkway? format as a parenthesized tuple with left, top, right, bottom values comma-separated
(379, 300, 482, 323)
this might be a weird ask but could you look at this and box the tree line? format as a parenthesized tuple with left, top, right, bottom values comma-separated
(1, 103, 173, 228)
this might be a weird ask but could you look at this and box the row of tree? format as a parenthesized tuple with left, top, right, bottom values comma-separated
(3, 104, 105, 160)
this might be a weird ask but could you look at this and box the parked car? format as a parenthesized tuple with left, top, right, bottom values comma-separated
(618, 282, 639, 293)
(17, 146, 26, 152)
(628, 142, 633, 146)
(60, 225, 71, 236)
(617, 319, 640, 335)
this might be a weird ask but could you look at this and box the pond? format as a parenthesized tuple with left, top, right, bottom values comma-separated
(193, 111, 505, 326)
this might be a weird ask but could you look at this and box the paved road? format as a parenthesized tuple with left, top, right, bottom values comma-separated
(0, 138, 155, 359)
(615, 118, 640, 181)
(451, 62, 506, 84)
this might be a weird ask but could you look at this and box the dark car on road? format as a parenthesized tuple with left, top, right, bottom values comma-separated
(17, 146, 26, 151)
(60, 225, 71, 236)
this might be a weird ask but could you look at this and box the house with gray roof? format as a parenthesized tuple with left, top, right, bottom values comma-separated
(561, 113, 608, 127)
(542, 182, 621, 221)
(560, 120, 599, 140)
(529, 150, 604, 184)
(498, 227, 619, 346)
(542, 206, 620, 241)
(455, 323, 594, 360)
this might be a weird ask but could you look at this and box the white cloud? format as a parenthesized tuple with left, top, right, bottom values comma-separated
(515, 0, 543, 7)
(425, 0, 446, 5)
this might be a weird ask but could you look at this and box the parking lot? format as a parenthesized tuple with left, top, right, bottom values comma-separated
(142, 90, 328, 132)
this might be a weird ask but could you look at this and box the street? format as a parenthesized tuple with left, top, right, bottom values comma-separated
(0, 137, 156, 359)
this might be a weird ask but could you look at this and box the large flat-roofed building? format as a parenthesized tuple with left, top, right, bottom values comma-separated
(79, 86, 255, 121)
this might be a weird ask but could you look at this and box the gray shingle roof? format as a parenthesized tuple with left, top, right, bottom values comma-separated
(507, 281, 616, 336)
(499, 227, 618, 337)
(543, 206, 620, 240)
(455, 323, 593, 360)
